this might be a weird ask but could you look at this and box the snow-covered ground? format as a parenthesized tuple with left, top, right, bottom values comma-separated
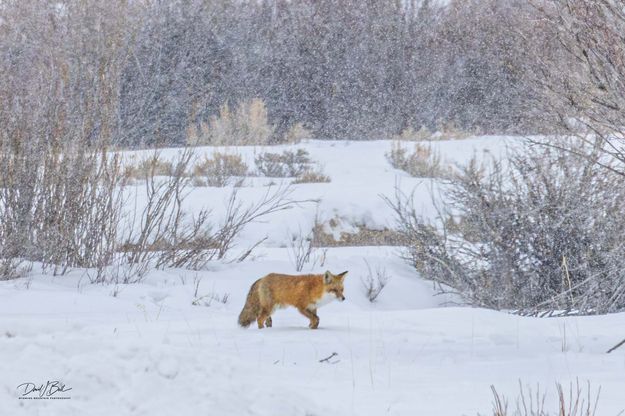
(2, 138, 624, 415)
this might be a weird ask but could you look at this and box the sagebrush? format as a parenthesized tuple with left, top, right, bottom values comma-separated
(192, 152, 248, 187)
(386, 142, 625, 313)
(255, 148, 313, 177)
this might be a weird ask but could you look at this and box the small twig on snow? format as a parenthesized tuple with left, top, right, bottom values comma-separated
(606, 338, 625, 353)
(319, 352, 339, 364)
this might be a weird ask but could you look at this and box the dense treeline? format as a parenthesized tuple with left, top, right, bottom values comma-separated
(0, 0, 543, 147)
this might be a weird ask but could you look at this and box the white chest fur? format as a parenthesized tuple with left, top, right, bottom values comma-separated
(310, 292, 337, 309)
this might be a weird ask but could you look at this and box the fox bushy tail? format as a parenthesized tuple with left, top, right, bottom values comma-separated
(238, 280, 262, 328)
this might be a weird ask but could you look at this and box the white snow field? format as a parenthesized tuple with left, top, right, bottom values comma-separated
(1, 138, 624, 415)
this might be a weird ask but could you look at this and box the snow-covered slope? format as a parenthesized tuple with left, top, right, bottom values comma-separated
(1, 137, 624, 415)
(122, 137, 513, 247)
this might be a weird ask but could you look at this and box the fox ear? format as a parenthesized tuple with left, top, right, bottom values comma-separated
(324, 271, 333, 284)
(338, 271, 348, 280)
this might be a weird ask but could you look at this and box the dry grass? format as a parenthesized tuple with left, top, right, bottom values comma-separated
(386, 141, 449, 178)
(393, 126, 435, 141)
(124, 155, 174, 181)
(187, 98, 274, 146)
(292, 170, 331, 184)
(125, 152, 250, 188)
(312, 217, 405, 247)
(282, 122, 312, 144)
(488, 380, 600, 416)
(192, 291, 230, 307)
(187, 99, 312, 146)
(433, 121, 472, 140)
(191, 152, 248, 187)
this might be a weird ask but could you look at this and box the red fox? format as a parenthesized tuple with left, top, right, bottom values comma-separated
(238, 270, 348, 329)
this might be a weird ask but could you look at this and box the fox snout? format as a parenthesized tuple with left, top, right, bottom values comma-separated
(338, 294, 345, 301)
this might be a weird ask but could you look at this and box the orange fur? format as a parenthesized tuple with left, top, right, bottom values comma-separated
(238, 270, 348, 329)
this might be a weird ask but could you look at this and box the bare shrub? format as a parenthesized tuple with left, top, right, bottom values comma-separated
(528, 0, 625, 176)
(386, 143, 625, 313)
(0, 0, 130, 280)
(386, 141, 448, 178)
(487, 380, 600, 416)
(128, 183, 305, 274)
(119, 152, 247, 277)
(188, 98, 274, 146)
(0, 259, 32, 282)
(255, 148, 313, 177)
(215, 184, 306, 261)
(0, 145, 126, 278)
(152, 210, 218, 271)
(361, 260, 389, 302)
(192, 152, 248, 187)
(116, 156, 302, 282)
(114, 149, 224, 281)
(117, 150, 202, 281)
(288, 227, 316, 272)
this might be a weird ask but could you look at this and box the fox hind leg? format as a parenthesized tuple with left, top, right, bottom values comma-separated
(257, 308, 271, 329)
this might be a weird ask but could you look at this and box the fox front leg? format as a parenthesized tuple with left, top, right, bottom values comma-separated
(309, 317, 319, 329)
(265, 316, 272, 327)
(298, 307, 319, 329)
(308, 309, 319, 329)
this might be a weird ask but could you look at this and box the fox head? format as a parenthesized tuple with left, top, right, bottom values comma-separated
(323, 270, 348, 301)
